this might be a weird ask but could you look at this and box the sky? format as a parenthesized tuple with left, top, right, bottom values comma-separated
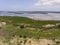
(0, 0, 60, 11)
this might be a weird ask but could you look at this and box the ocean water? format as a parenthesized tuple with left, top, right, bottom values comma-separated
(0, 12, 60, 20)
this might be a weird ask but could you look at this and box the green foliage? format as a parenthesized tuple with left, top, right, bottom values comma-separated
(20, 25, 25, 29)
(0, 16, 60, 39)
(0, 16, 60, 25)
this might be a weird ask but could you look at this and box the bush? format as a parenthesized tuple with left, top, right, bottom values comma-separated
(20, 25, 25, 29)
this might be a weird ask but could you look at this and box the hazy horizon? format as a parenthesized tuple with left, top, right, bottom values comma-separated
(0, 11, 60, 20)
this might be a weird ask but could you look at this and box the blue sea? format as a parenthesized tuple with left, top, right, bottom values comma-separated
(0, 11, 60, 20)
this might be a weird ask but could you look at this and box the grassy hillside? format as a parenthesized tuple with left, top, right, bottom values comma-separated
(0, 16, 60, 45)
(0, 16, 60, 39)
(0, 16, 60, 24)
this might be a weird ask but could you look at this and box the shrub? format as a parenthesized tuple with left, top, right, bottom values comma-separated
(20, 25, 25, 29)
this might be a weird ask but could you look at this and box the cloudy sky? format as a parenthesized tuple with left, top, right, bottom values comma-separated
(0, 0, 60, 11)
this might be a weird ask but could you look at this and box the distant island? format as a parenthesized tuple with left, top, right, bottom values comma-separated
(0, 11, 60, 14)
(7, 11, 60, 14)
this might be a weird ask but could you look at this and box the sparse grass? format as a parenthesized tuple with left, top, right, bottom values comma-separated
(0, 16, 60, 38)
(0, 16, 60, 44)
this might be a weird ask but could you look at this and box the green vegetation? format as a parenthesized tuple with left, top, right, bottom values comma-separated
(0, 16, 60, 24)
(0, 16, 60, 45)
(0, 16, 60, 39)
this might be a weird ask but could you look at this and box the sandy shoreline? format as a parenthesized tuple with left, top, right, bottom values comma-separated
(27, 16, 60, 20)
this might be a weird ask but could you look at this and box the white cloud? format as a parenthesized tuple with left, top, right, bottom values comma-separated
(34, 0, 60, 6)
